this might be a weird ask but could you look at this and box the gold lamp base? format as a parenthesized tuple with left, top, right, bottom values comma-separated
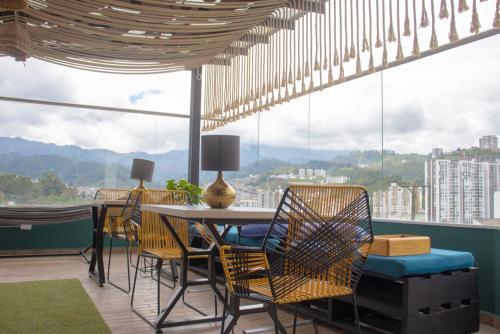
(203, 171, 236, 209)
(134, 180, 147, 190)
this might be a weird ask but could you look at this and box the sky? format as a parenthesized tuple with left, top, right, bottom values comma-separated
(0, 4, 499, 155)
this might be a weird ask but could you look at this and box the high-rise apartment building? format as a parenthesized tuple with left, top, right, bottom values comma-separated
(257, 188, 284, 208)
(425, 159, 500, 224)
(479, 135, 498, 151)
(373, 183, 423, 219)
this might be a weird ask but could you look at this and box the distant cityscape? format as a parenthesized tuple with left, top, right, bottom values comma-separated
(233, 135, 500, 225)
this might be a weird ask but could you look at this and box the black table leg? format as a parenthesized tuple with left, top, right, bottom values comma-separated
(89, 204, 107, 286)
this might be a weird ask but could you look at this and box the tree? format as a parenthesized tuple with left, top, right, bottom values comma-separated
(0, 173, 34, 196)
(38, 172, 66, 196)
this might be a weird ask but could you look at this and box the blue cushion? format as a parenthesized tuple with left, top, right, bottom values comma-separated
(225, 226, 263, 247)
(240, 223, 270, 238)
(365, 248, 475, 278)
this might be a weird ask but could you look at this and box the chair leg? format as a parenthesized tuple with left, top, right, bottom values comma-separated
(125, 242, 131, 293)
(293, 303, 298, 334)
(272, 304, 279, 334)
(106, 237, 113, 282)
(220, 287, 228, 334)
(130, 253, 141, 308)
(156, 258, 163, 315)
(352, 293, 361, 334)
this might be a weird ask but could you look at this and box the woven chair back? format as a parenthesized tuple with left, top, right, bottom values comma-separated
(264, 184, 373, 302)
(94, 189, 131, 237)
(137, 189, 190, 253)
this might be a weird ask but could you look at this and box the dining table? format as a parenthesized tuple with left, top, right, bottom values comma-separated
(139, 204, 280, 332)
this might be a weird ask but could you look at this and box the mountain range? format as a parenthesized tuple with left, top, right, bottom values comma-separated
(0, 137, 347, 187)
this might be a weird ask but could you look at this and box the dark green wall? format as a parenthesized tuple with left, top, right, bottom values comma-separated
(0, 219, 92, 250)
(373, 221, 500, 316)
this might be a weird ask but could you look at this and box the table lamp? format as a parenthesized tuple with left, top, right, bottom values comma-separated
(130, 158, 155, 190)
(201, 135, 240, 208)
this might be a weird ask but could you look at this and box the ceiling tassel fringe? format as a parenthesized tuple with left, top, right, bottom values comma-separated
(388, 0, 397, 42)
(430, 0, 440, 47)
(470, 0, 481, 32)
(375, 0, 383, 47)
(412, 0, 421, 56)
(421, 0, 430, 27)
(396, 0, 405, 60)
(458, 0, 470, 12)
(440, 0, 450, 18)
(362, 0, 370, 51)
(449, 0, 460, 41)
(404, 0, 412, 36)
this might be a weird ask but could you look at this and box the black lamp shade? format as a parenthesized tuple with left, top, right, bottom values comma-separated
(130, 158, 155, 182)
(201, 135, 240, 171)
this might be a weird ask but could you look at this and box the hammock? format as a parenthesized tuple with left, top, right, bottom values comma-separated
(0, 205, 91, 226)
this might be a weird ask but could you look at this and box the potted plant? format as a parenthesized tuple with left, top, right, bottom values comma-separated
(166, 179, 204, 205)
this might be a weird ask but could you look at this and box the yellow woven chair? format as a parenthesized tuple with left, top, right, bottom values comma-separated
(93, 189, 131, 237)
(131, 189, 216, 325)
(219, 184, 374, 334)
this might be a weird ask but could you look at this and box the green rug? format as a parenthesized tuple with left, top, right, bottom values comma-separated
(0, 279, 111, 334)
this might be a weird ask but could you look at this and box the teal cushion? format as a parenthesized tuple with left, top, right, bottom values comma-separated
(365, 248, 475, 278)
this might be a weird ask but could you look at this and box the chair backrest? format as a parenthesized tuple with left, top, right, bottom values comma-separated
(137, 189, 191, 252)
(118, 190, 142, 238)
(264, 184, 373, 301)
(94, 189, 131, 236)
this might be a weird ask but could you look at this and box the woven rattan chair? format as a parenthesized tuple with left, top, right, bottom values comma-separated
(131, 189, 217, 325)
(219, 184, 373, 334)
(105, 189, 141, 293)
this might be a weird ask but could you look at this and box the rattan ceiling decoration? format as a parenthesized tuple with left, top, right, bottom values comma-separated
(0, 0, 288, 73)
(202, 0, 500, 131)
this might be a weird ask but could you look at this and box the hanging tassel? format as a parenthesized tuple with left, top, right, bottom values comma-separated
(328, 68, 334, 84)
(396, 0, 404, 60)
(404, 0, 412, 36)
(412, 36, 420, 56)
(388, 0, 397, 42)
(458, 0, 469, 12)
(350, 0, 356, 58)
(323, 57, 328, 70)
(368, 0, 375, 73)
(430, 0, 439, 48)
(494, 0, 500, 27)
(375, 0, 383, 47)
(339, 64, 345, 81)
(356, 56, 362, 74)
(382, 47, 388, 67)
(412, 0, 421, 56)
(421, 0, 430, 27)
(281, 72, 287, 87)
(334, 50, 340, 65)
(388, 26, 397, 42)
(470, 0, 481, 33)
(288, 69, 294, 85)
(314, 59, 321, 71)
(396, 43, 404, 60)
(362, 0, 370, 51)
(439, 0, 449, 18)
(449, 0, 459, 41)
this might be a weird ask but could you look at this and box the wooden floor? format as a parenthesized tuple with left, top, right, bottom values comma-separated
(0, 253, 499, 334)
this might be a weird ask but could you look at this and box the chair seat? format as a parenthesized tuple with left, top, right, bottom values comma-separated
(143, 247, 209, 260)
(245, 277, 352, 304)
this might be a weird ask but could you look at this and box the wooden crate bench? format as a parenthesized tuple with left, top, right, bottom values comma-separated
(296, 249, 479, 334)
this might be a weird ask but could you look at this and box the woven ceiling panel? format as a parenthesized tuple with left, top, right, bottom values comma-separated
(0, 0, 288, 73)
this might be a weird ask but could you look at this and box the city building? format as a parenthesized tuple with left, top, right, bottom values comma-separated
(306, 168, 314, 178)
(425, 159, 500, 224)
(495, 192, 500, 219)
(257, 188, 284, 209)
(314, 169, 326, 177)
(373, 183, 423, 220)
(298, 168, 306, 178)
(479, 135, 498, 151)
(326, 176, 350, 184)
